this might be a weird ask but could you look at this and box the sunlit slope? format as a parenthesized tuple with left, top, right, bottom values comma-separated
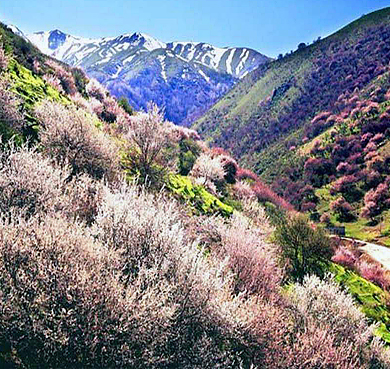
(194, 7, 390, 172)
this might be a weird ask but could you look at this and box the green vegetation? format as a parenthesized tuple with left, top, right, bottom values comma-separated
(9, 59, 67, 110)
(2, 14, 390, 369)
(330, 263, 390, 343)
(168, 174, 233, 217)
(118, 96, 133, 115)
(274, 213, 333, 282)
(178, 138, 200, 175)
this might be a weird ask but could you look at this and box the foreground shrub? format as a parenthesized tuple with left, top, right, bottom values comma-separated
(0, 214, 135, 368)
(207, 213, 284, 298)
(274, 214, 333, 281)
(35, 100, 119, 181)
(125, 104, 170, 185)
(89, 184, 253, 366)
(190, 152, 226, 194)
(0, 145, 103, 223)
(0, 145, 69, 217)
(0, 76, 24, 137)
(289, 274, 371, 343)
(0, 186, 257, 368)
(64, 173, 104, 225)
(284, 274, 383, 368)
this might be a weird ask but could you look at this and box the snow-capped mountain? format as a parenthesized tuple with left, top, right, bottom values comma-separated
(5, 24, 29, 41)
(27, 29, 270, 124)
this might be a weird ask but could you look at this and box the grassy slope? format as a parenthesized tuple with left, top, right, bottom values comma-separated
(194, 7, 390, 173)
(330, 263, 390, 343)
(194, 8, 390, 244)
(3, 20, 390, 369)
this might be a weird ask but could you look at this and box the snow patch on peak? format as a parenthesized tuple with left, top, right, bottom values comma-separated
(225, 49, 235, 75)
(6, 24, 27, 39)
(198, 68, 210, 83)
(117, 32, 166, 51)
(157, 54, 168, 82)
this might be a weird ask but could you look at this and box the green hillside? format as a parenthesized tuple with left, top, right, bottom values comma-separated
(194, 7, 390, 179)
(2, 19, 390, 369)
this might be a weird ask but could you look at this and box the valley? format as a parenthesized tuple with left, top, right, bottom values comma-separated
(2, 5, 390, 368)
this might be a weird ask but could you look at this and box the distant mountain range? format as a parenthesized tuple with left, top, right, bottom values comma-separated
(23, 28, 269, 124)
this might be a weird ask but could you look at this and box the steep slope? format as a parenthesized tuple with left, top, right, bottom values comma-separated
(27, 29, 269, 125)
(3, 21, 390, 369)
(194, 7, 390, 175)
(194, 7, 390, 244)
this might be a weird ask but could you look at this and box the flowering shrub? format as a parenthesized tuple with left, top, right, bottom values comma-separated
(125, 104, 171, 184)
(164, 121, 201, 142)
(288, 274, 374, 363)
(43, 73, 64, 93)
(358, 260, 390, 290)
(236, 167, 259, 181)
(35, 100, 119, 180)
(330, 175, 358, 198)
(320, 212, 331, 224)
(45, 59, 77, 95)
(336, 161, 354, 174)
(0, 145, 69, 217)
(86, 78, 107, 102)
(332, 246, 360, 269)
(0, 39, 8, 71)
(64, 173, 104, 225)
(0, 77, 23, 135)
(252, 181, 295, 212)
(233, 180, 255, 200)
(331, 196, 355, 221)
(190, 153, 226, 194)
(205, 213, 283, 298)
(361, 182, 389, 219)
(0, 182, 261, 368)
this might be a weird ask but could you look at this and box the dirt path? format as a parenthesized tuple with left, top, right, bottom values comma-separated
(342, 237, 390, 271)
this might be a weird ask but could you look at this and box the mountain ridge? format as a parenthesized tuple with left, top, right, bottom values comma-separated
(25, 28, 269, 125)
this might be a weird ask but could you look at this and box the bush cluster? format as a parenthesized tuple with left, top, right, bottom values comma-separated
(35, 100, 119, 181)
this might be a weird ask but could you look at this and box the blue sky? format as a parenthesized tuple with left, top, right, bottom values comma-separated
(1, 0, 390, 57)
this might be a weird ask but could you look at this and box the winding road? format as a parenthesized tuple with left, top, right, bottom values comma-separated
(341, 237, 390, 271)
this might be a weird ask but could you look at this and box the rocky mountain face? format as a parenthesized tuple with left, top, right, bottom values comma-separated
(27, 29, 269, 124)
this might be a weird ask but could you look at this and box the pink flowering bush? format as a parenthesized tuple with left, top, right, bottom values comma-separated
(331, 196, 355, 221)
(0, 39, 8, 71)
(361, 182, 389, 219)
(0, 145, 69, 217)
(35, 100, 119, 181)
(332, 246, 360, 269)
(0, 77, 23, 134)
(43, 73, 64, 93)
(45, 59, 77, 95)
